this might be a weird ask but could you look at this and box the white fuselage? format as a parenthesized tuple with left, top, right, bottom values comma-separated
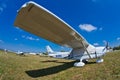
(48, 52, 70, 58)
(69, 44, 107, 60)
(47, 44, 107, 60)
(46, 45, 71, 58)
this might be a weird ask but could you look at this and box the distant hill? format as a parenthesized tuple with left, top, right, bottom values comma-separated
(0, 48, 4, 51)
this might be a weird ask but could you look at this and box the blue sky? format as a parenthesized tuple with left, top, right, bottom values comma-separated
(0, 0, 120, 52)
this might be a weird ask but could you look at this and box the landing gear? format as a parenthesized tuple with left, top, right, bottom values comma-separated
(82, 59, 88, 64)
(74, 59, 85, 67)
(96, 58, 104, 63)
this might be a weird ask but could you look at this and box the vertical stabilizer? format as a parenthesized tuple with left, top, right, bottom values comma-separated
(46, 45, 54, 53)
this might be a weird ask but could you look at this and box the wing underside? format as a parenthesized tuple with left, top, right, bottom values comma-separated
(14, 1, 89, 49)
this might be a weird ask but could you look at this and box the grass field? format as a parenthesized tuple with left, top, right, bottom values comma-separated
(0, 50, 120, 80)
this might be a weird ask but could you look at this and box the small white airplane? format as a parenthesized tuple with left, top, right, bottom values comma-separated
(14, 1, 109, 67)
(46, 45, 71, 58)
(17, 50, 24, 54)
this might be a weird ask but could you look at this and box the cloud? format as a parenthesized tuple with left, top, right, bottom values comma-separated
(22, 35, 39, 41)
(117, 37, 120, 41)
(15, 27, 23, 32)
(22, 35, 25, 38)
(26, 36, 35, 41)
(0, 7, 3, 13)
(26, 36, 39, 41)
(0, 3, 7, 14)
(93, 43, 99, 46)
(15, 27, 20, 30)
(79, 24, 97, 32)
(103, 40, 108, 45)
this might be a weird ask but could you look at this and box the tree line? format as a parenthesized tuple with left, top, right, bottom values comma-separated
(113, 45, 120, 50)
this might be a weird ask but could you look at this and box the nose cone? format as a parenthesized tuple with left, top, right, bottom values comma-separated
(95, 47, 107, 57)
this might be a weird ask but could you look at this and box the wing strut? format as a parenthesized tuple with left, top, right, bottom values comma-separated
(72, 33, 91, 59)
(81, 41, 91, 59)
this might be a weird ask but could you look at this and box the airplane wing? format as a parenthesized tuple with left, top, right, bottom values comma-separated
(14, 1, 89, 49)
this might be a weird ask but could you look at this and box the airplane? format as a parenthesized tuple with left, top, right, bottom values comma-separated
(46, 45, 71, 58)
(14, 1, 109, 67)
(16, 51, 26, 56)
(17, 50, 23, 54)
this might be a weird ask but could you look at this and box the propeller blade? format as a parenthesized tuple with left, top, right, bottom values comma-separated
(102, 41, 109, 52)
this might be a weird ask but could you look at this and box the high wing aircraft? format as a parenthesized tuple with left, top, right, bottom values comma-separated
(14, 1, 109, 67)
(46, 45, 71, 58)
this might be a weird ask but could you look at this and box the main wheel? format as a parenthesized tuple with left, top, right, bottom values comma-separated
(74, 62, 85, 67)
(82, 59, 88, 64)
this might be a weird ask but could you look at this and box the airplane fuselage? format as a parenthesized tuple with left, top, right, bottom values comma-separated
(48, 52, 70, 58)
(69, 44, 107, 60)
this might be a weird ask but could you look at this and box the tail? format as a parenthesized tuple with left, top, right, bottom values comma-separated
(46, 45, 54, 53)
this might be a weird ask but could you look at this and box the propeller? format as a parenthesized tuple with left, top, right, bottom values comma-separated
(102, 41, 109, 52)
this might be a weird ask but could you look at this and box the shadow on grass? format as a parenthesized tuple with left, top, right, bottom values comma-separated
(25, 61, 96, 78)
(41, 60, 69, 63)
(86, 62, 96, 64)
(41, 60, 58, 63)
(25, 61, 76, 78)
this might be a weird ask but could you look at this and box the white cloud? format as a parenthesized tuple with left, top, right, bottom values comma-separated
(93, 43, 99, 46)
(26, 36, 35, 41)
(15, 27, 20, 30)
(103, 40, 107, 45)
(26, 36, 39, 41)
(117, 37, 120, 41)
(15, 27, 23, 32)
(22, 35, 39, 41)
(79, 24, 97, 32)
(22, 35, 25, 38)
(0, 3, 7, 14)
(0, 7, 3, 13)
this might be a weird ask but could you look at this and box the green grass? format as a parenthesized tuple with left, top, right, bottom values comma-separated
(0, 50, 120, 80)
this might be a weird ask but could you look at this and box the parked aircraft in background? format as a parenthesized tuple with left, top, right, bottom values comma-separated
(14, 1, 109, 67)
(46, 45, 71, 58)
(17, 50, 24, 54)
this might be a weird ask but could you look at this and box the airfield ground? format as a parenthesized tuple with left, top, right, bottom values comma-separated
(0, 50, 120, 80)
